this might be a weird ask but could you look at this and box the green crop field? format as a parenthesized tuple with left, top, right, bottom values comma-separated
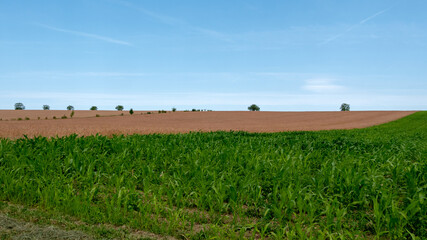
(0, 112, 426, 239)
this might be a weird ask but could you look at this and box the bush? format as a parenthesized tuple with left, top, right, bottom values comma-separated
(43, 105, 50, 110)
(129, 108, 134, 115)
(14, 103, 25, 110)
(90, 106, 98, 111)
(25, 117, 30, 120)
(17, 118, 22, 121)
(70, 110, 75, 118)
(340, 103, 350, 111)
(61, 115, 67, 119)
(248, 104, 260, 111)
(67, 105, 74, 111)
(96, 114, 100, 117)
(53, 116, 57, 119)
(115, 105, 124, 111)
(147, 112, 151, 114)
(172, 107, 176, 112)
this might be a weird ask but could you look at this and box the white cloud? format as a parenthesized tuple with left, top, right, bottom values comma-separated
(303, 79, 345, 93)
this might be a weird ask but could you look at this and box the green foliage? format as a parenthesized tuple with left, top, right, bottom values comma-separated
(14, 103, 25, 110)
(17, 118, 22, 121)
(70, 110, 75, 118)
(25, 117, 30, 120)
(172, 107, 176, 112)
(67, 105, 74, 111)
(52, 116, 57, 119)
(61, 115, 67, 119)
(115, 105, 124, 111)
(42, 105, 50, 110)
(248, 104, 260, 111)
(340, 103, 350, 111)
(90, 106, 98, 111)
(129, 108, 134, 115)
(0, 112, 426, 239)
(95, 114, 100, 117)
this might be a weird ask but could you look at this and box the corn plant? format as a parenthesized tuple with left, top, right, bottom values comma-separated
(0, 112, 426, 239)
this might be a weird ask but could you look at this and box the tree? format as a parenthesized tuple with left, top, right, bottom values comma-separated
(172, 107, 176, 112)
(14, 103, 25, 110)
(67, 105, 74, 111)
(43, 105, 50, 110)
(115, 105, 124, 111)
(340, 103, 350, 111)
(70, 110, 75, 118)
(90, 106, 98, 111)
(248, 104, 260, 111)
(129, 108, 134, 115)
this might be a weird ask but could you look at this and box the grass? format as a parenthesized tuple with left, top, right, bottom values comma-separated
(0, 112, 426, 239)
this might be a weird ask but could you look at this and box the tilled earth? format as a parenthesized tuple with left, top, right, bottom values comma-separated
(0, 111, 416, 139)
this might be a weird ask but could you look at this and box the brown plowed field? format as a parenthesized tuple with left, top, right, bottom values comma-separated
(0, 111, 416, 139)
(0, 110, 146, 120)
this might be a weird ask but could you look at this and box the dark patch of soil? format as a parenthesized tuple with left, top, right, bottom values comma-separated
(0, 214, 90, 240)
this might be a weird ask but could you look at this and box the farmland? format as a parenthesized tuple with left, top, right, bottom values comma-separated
(0, 110, 148, 121)
(0, 111, 426, 239)
(0, 110, 415, 139)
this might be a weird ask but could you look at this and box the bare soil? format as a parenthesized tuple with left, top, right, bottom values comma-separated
(0, 214, 90, 240)
(0, 111, 416, 139)
(0, 110, 149, 120)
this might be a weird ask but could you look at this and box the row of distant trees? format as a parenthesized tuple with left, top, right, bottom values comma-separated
(247, 103, 350, 111)
(14, 103, 127, 111)
(14, 102, 351, 111)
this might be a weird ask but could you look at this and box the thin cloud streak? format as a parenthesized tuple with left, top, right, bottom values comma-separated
(320, 6, 392, 45)
(303, 79, 345, 93)
(110, 0, 232, 42)
(34, 23, 132, 46)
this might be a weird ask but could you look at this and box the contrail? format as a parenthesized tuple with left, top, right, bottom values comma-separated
(320, 6, 393, 45)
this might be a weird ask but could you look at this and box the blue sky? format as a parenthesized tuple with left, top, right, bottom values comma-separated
(1, 0, 426, 111)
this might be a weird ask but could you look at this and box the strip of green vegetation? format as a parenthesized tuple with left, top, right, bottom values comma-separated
(0, 112, 426, 239)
